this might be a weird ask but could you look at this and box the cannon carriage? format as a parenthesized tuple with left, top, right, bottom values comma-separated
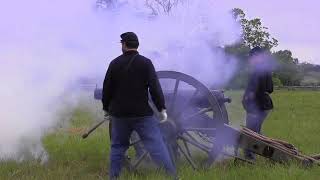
(94, 70, 233, 169)
(88, 70, 320, 170)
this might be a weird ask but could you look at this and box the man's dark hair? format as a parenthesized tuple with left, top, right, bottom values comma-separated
(249, 46, 266, 57)
(120, 32, 139, 49)
(124, 41, 139, 49)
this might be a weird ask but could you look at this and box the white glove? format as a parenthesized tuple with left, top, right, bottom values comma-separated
(104, 111, 110, 120)
(159, 109, 168, 123)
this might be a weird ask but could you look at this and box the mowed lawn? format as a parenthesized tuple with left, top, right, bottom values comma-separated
(1, 90, 320, 180)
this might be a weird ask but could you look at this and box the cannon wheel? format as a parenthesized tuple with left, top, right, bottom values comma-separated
(156, 70, 228, 124)
(129, 71, 230, 170)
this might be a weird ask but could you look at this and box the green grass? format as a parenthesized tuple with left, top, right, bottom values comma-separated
(1, 90, 320, 180)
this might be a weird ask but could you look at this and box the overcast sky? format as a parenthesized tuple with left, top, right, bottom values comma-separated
(216, 0, 319, 64)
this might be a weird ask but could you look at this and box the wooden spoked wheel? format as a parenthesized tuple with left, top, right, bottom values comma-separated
(130, 71, 230, 170)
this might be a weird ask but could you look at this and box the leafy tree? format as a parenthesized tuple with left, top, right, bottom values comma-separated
(232, 8, 278, 50)
(273, 50, 303, 86)
(299, 63, 320, 86)
(300, 62, 320, 73)
(272, 76, 283, 87)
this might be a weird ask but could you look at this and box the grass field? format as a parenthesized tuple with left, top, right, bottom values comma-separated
(1, 90, 320, 180)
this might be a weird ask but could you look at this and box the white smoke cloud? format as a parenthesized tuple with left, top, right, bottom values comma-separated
(0, 0, 240, 162)
(100, 0, 241, 86)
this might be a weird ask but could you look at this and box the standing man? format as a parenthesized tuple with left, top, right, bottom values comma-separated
(242, 47, 274, 160)
(102, 32, 176, 179)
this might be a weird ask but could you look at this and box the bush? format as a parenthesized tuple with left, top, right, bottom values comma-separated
(272, 76, 283, 87)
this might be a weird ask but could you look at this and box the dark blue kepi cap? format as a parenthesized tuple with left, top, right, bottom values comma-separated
(120, 32, 139, 43)
(249, 46, 265, 57)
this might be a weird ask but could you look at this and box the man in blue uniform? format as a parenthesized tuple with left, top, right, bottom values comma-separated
(102, 32, 176, 179)
(242, 47, 274, 160)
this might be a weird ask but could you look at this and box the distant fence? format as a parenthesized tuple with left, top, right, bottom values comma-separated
(275, 86, 320, 91)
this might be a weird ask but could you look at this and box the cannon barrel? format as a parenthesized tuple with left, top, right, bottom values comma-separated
(94, 88, 231, 107)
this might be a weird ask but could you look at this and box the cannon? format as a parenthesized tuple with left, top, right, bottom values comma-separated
(92, 71, 232, 169)
(86, 70, 320, 170)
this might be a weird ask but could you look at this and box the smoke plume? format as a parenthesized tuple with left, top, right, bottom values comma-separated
(0, 0, 241, 162)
